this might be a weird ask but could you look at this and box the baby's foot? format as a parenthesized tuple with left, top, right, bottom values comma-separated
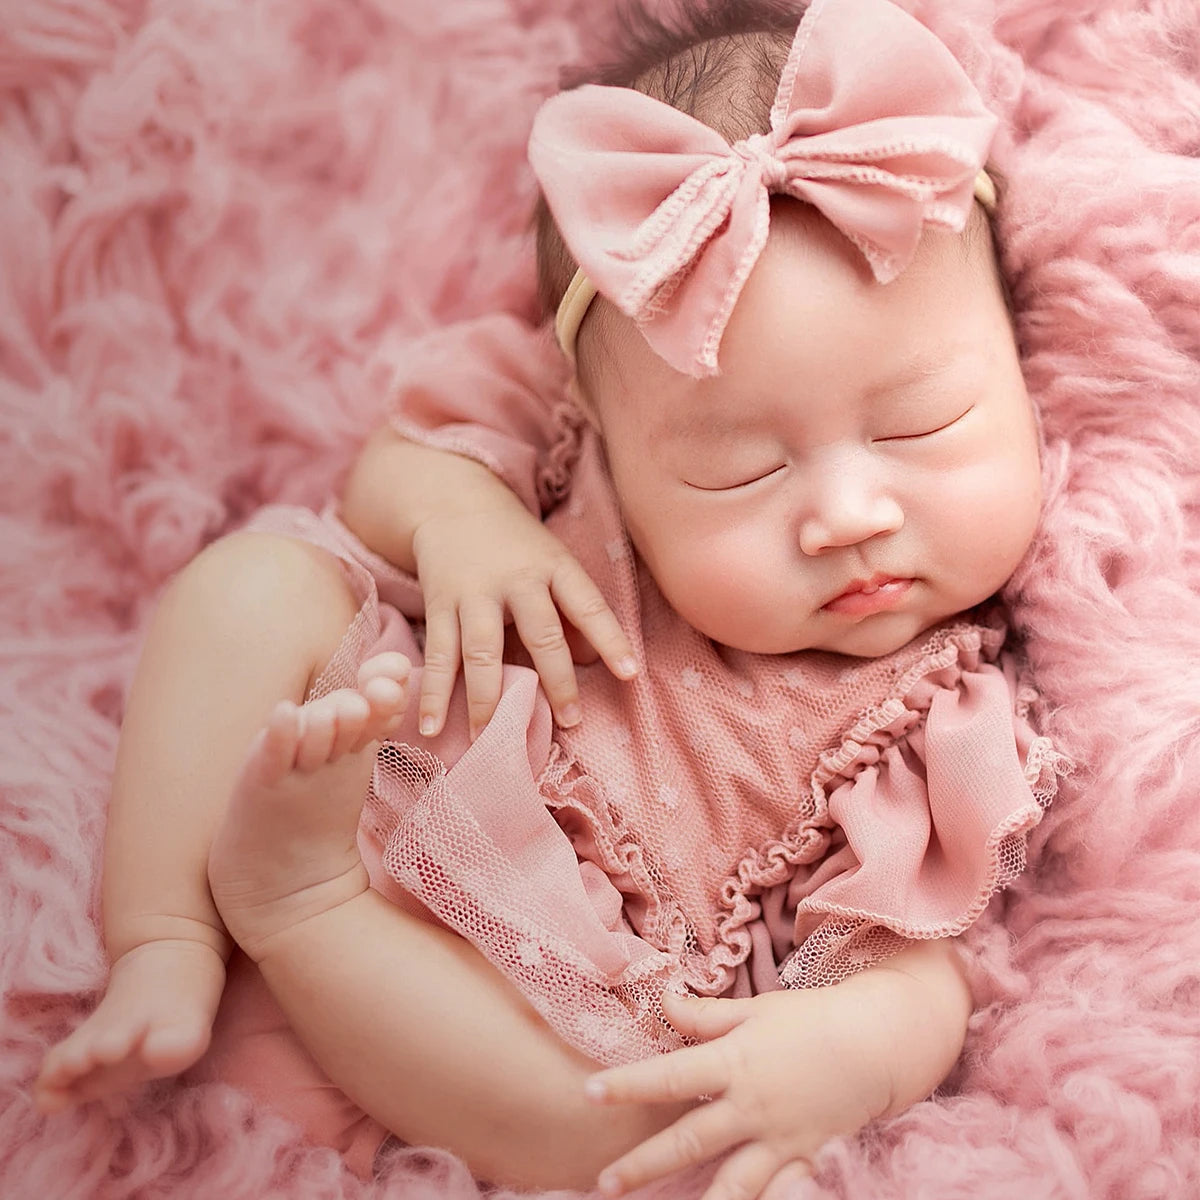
(35, 936, 226, 1114)
(208, 652, 411, 961)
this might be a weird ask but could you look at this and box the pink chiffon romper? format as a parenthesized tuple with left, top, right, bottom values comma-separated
(191, 313, 1068, 1176)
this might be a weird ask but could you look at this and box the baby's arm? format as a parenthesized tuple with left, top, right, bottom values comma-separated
(587, 938, 972, 1199)
(340, 421, 637, 741)
(339, 314, 639, 740)
(340, 423, 511, 577)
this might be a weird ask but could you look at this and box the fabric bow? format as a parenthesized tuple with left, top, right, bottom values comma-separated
(528, 0, 999, 377)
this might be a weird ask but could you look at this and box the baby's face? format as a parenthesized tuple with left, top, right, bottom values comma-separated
(577, 198, 1043, 657)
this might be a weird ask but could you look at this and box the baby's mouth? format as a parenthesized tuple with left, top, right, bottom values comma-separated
(821, 576, 914, 616)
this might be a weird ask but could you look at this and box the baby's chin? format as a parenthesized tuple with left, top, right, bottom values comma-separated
(712, 610, 941, 659)
(808, 616, 940, 658)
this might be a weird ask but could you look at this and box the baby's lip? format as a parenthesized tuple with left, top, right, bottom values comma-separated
(825, 573, 902, 604)
(820, 574, 914, 616)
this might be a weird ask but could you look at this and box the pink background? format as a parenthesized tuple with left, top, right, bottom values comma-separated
(2, 0, 1199, 1196)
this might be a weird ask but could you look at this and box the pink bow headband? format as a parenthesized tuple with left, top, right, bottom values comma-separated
(529, 0, 1000, 378)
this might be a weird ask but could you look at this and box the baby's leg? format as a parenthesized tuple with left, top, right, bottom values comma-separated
(208, 653, 411, 963)
(209, 695, 687, 1191)
(36, 531, 369, 1113)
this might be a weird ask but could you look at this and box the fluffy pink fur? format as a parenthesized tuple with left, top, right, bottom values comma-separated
(3, 0, 1199, 1196)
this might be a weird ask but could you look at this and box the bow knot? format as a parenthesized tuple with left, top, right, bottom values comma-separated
(734, 133, 790, 190)
(529, 0, 999, 377)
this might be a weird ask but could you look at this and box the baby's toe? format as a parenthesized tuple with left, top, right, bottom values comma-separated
(52, 1031, 104, 1077)
(37, 1045, 76, 1090)
(92, 1022, 142, 1066)
(257, 702, 304, 781)
(327, 691, 371, 758)
(358, 652, 411, 690)
(294, 700, 339, 772)
(360, 673, 410, 738)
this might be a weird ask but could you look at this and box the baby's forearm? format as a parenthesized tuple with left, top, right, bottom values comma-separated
(842, 937, 974, 1118)
(339, 426, 526, 573)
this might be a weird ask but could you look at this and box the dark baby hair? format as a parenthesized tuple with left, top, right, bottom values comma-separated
(535, 0, 805, 318)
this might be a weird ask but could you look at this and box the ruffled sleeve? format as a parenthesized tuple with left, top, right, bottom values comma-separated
(385, 313, 582, 516)
(777, 652, 1070, 989)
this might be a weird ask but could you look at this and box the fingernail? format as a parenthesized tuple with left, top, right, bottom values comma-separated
(584, 1076, 607, 1102)
(617, 657, 639, 678)
(560, 703, 582, 728)
(419, 716, 436, 737)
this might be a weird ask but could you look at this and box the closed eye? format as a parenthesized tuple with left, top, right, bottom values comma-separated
(684, 464, 787, 492)
(874, 404, 975, 442)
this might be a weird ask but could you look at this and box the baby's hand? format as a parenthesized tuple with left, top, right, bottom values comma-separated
(584, 988, 895, 1200)
(411, 498, 637, 740)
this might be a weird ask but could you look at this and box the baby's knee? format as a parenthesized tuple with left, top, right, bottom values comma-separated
(163, 529, 360, 661)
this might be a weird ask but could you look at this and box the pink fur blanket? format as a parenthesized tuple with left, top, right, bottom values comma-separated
(3, 0, 1199, 1196)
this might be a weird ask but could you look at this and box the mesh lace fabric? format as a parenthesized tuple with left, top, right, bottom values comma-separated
(248, 427, 1064, 1068)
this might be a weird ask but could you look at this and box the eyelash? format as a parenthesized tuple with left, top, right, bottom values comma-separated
(686, 464, 786, 493)
(686, 405, 976, 491)
(874, 404, 975, 443)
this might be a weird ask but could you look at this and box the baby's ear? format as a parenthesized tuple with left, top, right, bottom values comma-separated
(567, 376, 603, 434)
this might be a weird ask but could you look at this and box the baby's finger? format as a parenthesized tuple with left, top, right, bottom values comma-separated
(562, 620, 600, 665)
(661, 990, 754, 1041)
(508, 587, 582, 728)
(550, 561, 639, 681)
(760, 1159, 815, 1200)
(459, 597, 505, 740)
(700, 1142, 792, 1200)
(418, 606, 461, 737)
(596, 1100, 743, 1197)
(586, 1041, 729, 1106)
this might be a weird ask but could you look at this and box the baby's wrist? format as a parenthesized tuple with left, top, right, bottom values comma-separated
(341, 429, 526, 572)
(840, 939, 973, 1117)
(410, 490, 531, 560)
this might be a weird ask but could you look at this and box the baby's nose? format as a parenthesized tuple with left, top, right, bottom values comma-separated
(797, 469, 904, 556)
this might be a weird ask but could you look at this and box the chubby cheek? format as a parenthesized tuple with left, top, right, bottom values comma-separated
(629, 515, 787, 649)
(924, 451, 1042, 607)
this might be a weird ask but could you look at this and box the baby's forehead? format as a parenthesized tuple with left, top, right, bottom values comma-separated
(578, 199, 1005, 414)
(764, 196, 998, 281)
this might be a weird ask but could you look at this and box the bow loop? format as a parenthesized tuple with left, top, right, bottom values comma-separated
(530, 0, 998, 377)
(620, 157, 746, 317)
